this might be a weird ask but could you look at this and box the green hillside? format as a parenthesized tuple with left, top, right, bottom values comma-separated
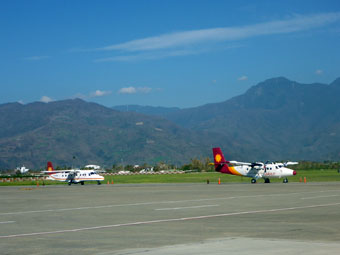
(0, 99, 223, 169)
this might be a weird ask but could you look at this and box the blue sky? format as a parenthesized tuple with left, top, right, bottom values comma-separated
(1, 0, 340, 108)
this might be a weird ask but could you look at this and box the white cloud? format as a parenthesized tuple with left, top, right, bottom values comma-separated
(24, 56, 50, 61)
(138, 87, 152, 93)
(315, 69, 323, 75)
(94, 49, 201, 62)
(238, 76, 248, 81)
(118, 87, 152, 94)
(118, 87, 137, 94)
(96, 12, 340, 53)
(40, 96, 53, 103)
(90, 90, 111, 97)
(73, 90, 111, 99)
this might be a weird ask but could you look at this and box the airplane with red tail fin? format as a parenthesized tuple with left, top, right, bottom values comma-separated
(42, 162, 104, 185)
(212, 147, 297, 183)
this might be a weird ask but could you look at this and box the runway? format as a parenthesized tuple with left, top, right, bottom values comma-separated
(1, 182, 340, 254)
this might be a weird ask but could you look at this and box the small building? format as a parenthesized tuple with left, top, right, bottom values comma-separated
(16, 165, 29, 174)
(84, 165, 101, 170)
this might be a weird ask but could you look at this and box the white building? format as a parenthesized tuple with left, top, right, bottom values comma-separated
(84, 165, 101, 170)
(16, 165, 29, 174)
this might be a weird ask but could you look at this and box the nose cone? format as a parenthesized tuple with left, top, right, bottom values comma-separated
(293, 170, 297, 176)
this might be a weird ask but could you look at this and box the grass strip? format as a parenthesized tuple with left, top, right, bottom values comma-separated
(1, 170, 340, 186)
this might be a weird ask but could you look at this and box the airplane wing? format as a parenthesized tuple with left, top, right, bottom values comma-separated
(229, 161, 263, 167)
(284, 162, 298, 166)
(41, 169, 77, 174)
(94, 170, 106, 173)
(229, 161, 252, 165)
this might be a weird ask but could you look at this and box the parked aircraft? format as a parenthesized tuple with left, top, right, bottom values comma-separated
(212, 147, 297, 183)
(42, 162, 104, 185)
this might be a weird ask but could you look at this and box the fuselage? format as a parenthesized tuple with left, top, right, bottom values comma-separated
(48, 170, 104, 183)
(212, 147, 297, 183)
(221, 162, 296, 179)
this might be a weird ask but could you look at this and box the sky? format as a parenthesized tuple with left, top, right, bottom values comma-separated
(1, 0, 340, 108)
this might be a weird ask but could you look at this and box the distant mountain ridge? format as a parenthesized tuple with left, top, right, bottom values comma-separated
(0, 99, 223, 169)
(115, 77, 340, 162)
(1, 76, 340, 169)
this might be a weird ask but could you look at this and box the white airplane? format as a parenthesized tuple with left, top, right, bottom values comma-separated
(42, 162, 104, 185)
(212, 147, 297, 183)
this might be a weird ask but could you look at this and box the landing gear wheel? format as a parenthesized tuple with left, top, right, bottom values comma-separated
(97, 181, 101, 185)
(264, 178, 270, 183)
(68, 182, 72, 186)
(283, 178, 288, 183)
(251, 178, 257, 184)
(81, 181, 84, 185)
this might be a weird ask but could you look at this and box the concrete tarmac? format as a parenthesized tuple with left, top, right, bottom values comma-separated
(1, 182, 340, 254)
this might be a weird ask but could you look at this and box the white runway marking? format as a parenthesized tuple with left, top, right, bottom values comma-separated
(301, 195, 340, 200)
(1, 202, 340, 239)
(1, 189, 339, 216)
(0, 198, 233, 216)
(0, 221, 15, 224)
(155, 204, 219, 211)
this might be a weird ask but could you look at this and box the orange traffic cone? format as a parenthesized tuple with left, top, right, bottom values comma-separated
(107, 180, 109, 185)
(218, 178, 221, 185)
(36, 182, 39, 187)
(111, 180, 114, 184)
(304, 177, 307, 183)
(299, 177, 302, 183)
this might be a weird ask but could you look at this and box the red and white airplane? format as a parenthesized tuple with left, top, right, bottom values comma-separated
(212, 147, 297, 183)
(42, 162, 104, 185)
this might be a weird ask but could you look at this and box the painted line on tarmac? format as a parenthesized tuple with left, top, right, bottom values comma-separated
(301, 194, 340, 200)
(0, 198, 234, 216)
(1, 202, 340, 239)
(0, 221, 15, 224)
(1, 189, 339, 216)
(155, 204, 219, 211)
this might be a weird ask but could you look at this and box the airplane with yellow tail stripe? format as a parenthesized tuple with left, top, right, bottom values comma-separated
(213, 147, 297, 183)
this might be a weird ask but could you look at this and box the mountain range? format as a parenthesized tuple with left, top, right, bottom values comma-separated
(0, 99, 221, 169)
(1, 77, 340, 169)
(164, 77, 340, 161)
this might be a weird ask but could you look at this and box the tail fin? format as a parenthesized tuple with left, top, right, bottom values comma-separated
(213, 148, 227, 164)
(212, 147, 230, 174)
(46, 162, 54, 174)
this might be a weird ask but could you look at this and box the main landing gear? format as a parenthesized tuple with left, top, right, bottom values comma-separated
(283, 178, 288, 183)
(264, 178, 270, 183)
(97, 181, 101, 185)
(251, 178, 257, 184)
